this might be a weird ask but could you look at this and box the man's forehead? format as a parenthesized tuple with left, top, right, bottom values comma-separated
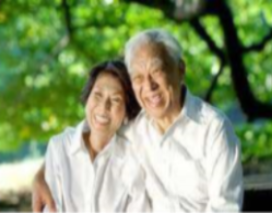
(135, 42, 168, 57)
(129, 43, 174, 74)
(130, 57, 163, 74)
(132, 57, 163, 67)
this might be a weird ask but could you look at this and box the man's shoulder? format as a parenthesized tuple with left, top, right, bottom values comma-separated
(133, 110, 150, 128)
(114, 134, 132, 155)
(117, 110, 148, 141)
(189, 94, 239, 153)
(190, 94, 228, 126)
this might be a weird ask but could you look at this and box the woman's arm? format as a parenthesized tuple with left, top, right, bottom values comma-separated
(32, 136, 64, 212)
(32, 164, 56, 212)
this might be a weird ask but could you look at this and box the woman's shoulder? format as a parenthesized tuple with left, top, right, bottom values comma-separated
(47, 123, 79, 155)
(50, 126, 75, 144)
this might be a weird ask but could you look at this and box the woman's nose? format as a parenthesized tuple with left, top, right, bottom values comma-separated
(100, 98, 111, 111)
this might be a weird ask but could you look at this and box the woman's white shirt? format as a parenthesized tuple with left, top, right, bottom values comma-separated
(44, 120, 150, 212)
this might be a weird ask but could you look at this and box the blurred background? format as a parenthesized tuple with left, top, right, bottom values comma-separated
(0, 0, 272, 211)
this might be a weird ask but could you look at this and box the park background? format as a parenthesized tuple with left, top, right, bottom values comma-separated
(0, 0, 272, 211)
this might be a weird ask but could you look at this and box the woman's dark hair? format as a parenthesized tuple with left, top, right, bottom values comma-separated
(81, 60, 140, 121)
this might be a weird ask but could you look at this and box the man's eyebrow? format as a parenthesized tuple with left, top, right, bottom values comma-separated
(131, 72, 140, 77)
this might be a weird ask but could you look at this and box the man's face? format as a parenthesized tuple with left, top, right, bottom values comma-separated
(130, 43, 184, 120)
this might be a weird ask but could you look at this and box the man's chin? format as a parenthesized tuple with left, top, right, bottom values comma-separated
(146, 107, 166, 119)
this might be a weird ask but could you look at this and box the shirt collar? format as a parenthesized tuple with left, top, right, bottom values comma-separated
(69, 120, 119, 159)
(69, 120, 90, 155)
(141, 86, 202, 125)
(97, 134, 118, 160)
(179, 87, 202, 124)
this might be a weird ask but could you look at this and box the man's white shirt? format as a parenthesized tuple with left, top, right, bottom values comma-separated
(44, 121, 150, 212)
(120, 89, 244, 212)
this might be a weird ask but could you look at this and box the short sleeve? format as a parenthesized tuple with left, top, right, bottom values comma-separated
(44, 138, 63, 212)
(205, 117, 244, 212)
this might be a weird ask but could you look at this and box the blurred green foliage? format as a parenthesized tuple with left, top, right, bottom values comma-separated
(0, 0, 272, 171)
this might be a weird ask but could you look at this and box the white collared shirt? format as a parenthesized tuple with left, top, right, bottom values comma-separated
(44, 121, 151, 212)
(120, 89, 243, 212)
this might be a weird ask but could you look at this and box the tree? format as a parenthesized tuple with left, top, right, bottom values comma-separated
(0, 0, 272, 172)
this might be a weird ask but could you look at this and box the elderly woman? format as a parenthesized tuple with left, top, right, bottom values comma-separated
(42, 60, 150, 212)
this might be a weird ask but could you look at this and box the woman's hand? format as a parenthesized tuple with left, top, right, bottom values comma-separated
(32, 164, 56, 212)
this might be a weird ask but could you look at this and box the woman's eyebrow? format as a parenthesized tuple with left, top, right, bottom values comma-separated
(111, 90, 124, 95)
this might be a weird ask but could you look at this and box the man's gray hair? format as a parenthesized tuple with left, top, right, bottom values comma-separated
(124, 29, 183, 74)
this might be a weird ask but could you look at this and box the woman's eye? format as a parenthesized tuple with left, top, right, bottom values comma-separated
(94, 92, 102, 98)
(112, 98, 121, 103)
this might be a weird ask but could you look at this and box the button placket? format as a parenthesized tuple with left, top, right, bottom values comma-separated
(84, 154, 95, 212)
(92, 155, 108, 212)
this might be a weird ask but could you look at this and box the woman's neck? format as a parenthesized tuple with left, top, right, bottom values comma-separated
(83, 132, 113, 161)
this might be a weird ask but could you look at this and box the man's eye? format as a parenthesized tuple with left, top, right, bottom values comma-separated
(153, 69, 162, 75)
(133, 76, 143, 84)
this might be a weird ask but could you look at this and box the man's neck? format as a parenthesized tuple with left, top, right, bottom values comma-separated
(153, 105, 181, 134)
(153, 86, 186, 134)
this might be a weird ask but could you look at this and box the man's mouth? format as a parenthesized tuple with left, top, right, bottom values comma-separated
(146, 94, 162, 108)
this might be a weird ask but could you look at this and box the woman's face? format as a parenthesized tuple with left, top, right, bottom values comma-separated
(85, 72, 126, 138)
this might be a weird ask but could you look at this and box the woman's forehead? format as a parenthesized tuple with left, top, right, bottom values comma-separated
(94, 73, 124, 93)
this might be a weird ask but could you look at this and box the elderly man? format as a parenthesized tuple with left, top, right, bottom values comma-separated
(32, 29, 243, 212)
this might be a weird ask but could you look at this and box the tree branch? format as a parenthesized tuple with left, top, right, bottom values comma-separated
(216, 1, 272, 121)
(242, 27, 272, 53)
(61, 0, 73, 38)
(123, 0, 175, 19)
(204, 60, 225, 103)
(190, 18, 226, 62)
(74, 20, 122, 31)
(0, 0, 6, 8)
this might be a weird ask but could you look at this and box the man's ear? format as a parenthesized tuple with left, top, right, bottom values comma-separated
(180, 59, 186, 74)
(179, 59, 186, 81)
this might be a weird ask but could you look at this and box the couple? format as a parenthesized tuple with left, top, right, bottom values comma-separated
(32, 29, 243, 212)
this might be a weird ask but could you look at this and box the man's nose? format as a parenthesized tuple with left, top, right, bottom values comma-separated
(144, 75, 158, 91)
